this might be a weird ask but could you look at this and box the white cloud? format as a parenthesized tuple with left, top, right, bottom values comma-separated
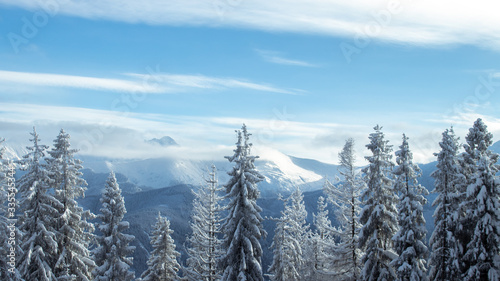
(127, 73, 301, 95)
(256, 49, 320, 67)
(0, 70, 164, 93)
(427, 112, 500, 135)
(4, 0, 500, 49)
(1, 103, 498, 165)
(0, 103, 231, 160)
(0, 70, 300, 95)
(0, 103, 353, 163)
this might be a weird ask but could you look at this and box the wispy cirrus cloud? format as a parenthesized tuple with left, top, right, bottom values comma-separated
(126, 73, 302, 95)
(3, 0, 500, 50)
(0, 70, 301, 95)
(255, 49, 320, 67)
(0, 70, 164, 94)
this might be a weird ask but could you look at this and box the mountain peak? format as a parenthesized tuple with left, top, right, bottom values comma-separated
(146, 136, 179, 147)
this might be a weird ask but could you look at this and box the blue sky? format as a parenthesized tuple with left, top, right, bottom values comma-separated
(0, 0, 499, 164)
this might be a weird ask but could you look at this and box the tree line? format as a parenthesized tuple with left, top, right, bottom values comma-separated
(0, 118, 499, 281)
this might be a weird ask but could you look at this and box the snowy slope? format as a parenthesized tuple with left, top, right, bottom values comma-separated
(1, 145, 24, 161)
(78, 148, 336, 196)
(3, 135, 337, 195)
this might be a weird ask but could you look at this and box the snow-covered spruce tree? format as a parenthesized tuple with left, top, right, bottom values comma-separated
(302, 196, 336, 281)
(268, 187, 309, 281)
(220, 124, 266, 281)
(46, 129, 95, 280)
(268, 202, 288, 281)
(358, 125, 398, 281)
(429, 127, 464, 281)
(285, 187, 309, 279)
(460, 119, 500, 280)
(93, 171, 135, 281)
(185, 165, 223, 281)
(140, 213, 181, 281)
(324, 138, 364, 281)
(0, 139, 23, 280)
(391, 134, 429, 281)
(18, 127, 61, 281)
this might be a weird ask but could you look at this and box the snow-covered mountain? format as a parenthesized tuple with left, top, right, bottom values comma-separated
(146, 136, 179, 147)
(78, 148, 335, 197)
(74, 137, 499, 199)
(4, 134, 336, 196)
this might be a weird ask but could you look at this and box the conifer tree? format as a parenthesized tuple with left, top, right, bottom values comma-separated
(358, 125, 398, 281)
(268, 187, 308, 281)
(185, 165, 223, 281)
(302, 196, 335, 281)
(325, 138, 364, 280)
(391, 134, 429, 281)
(93, 171, 135, 281)
(429, 127, 463, 281)
(141, 213, 181, 281)
(46, 129, 95, 280)
(286, 187, 309, 279)
(18, 127, 61, 281)
(460, 119, 500, 280)
(268, 206, 289, 281)
(220, 124, 266, 281)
